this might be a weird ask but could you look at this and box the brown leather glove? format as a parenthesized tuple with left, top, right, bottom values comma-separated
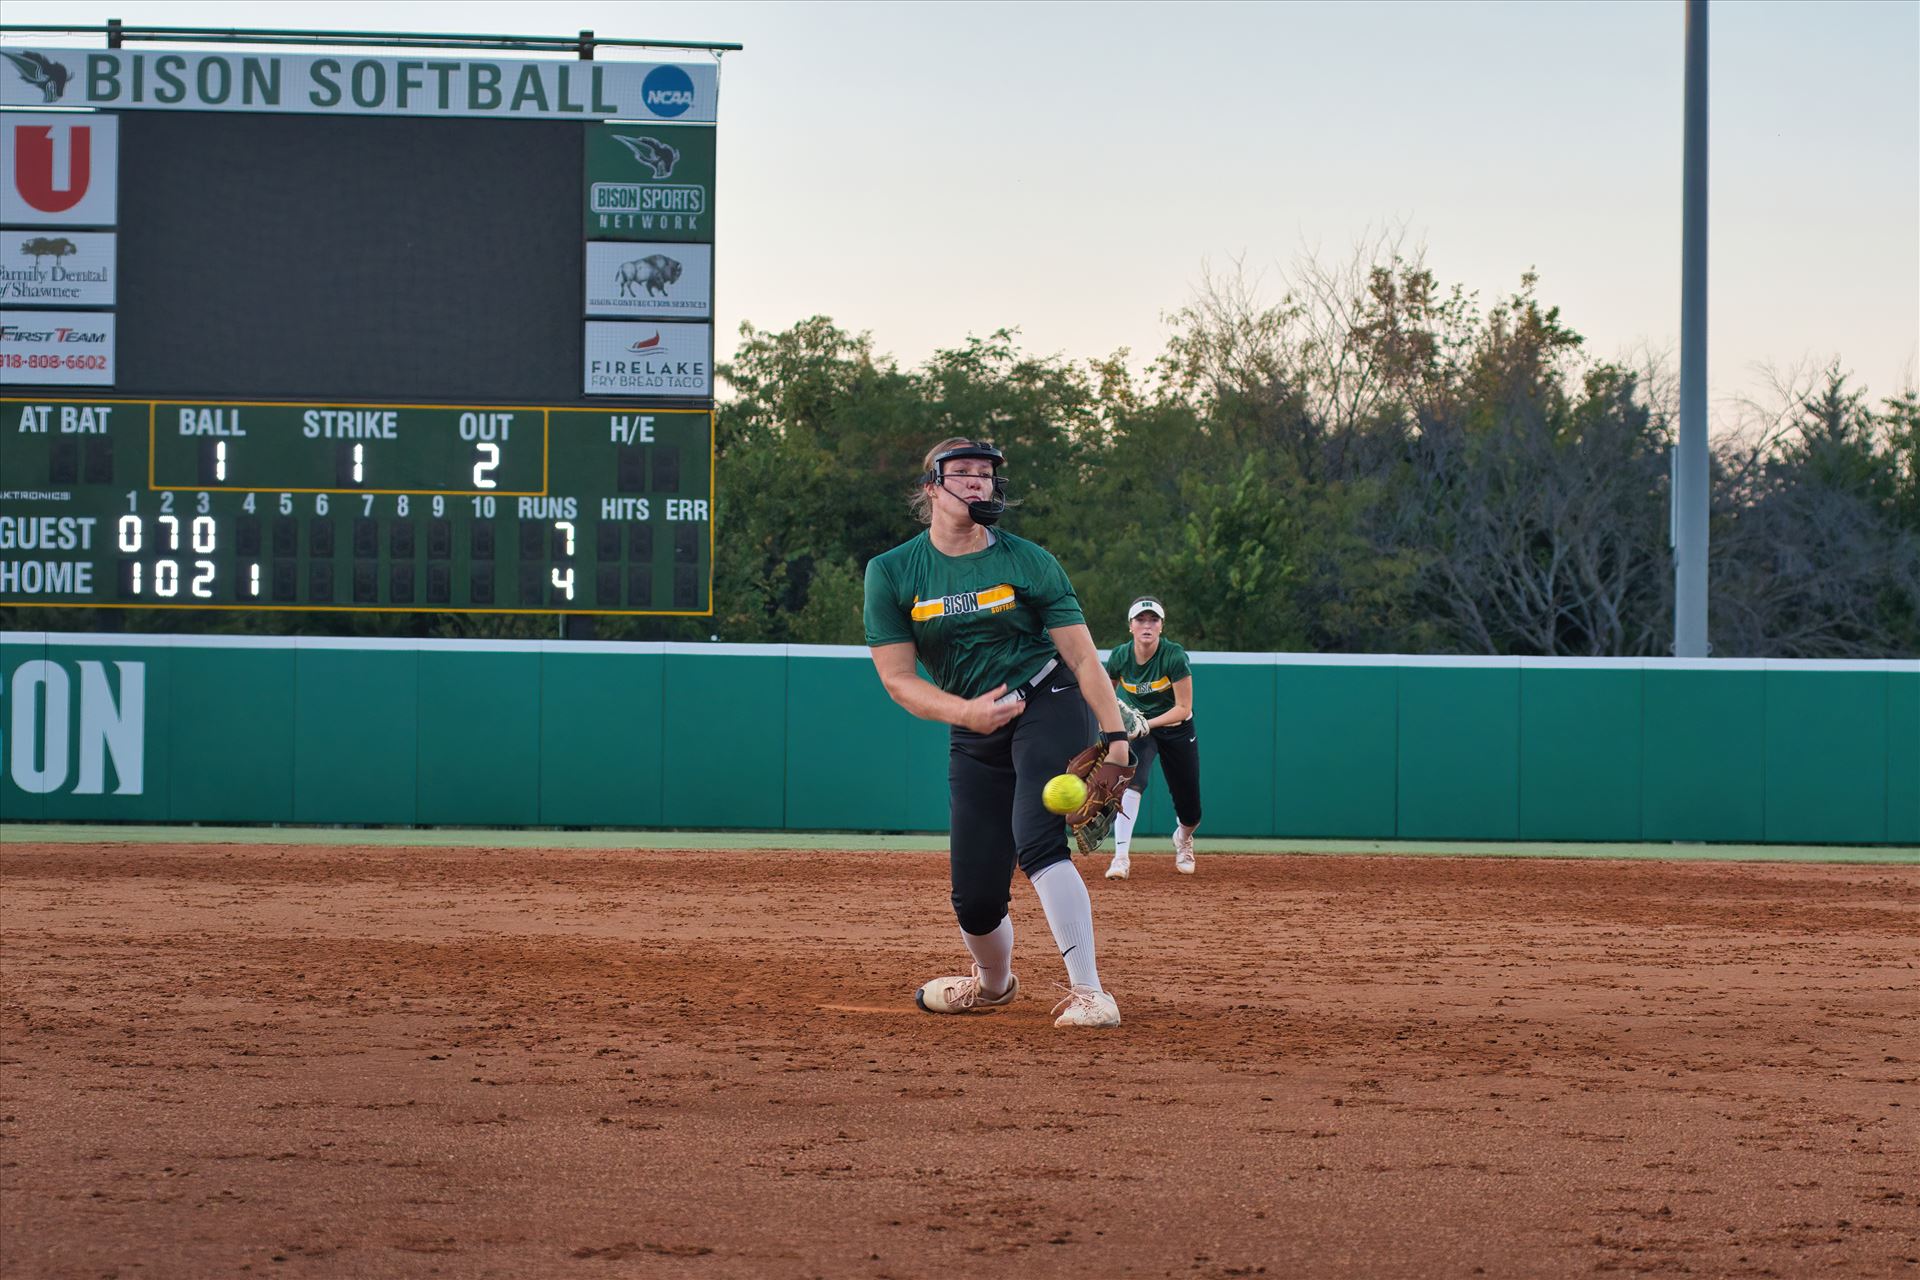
(1062, 742, 1136, 855)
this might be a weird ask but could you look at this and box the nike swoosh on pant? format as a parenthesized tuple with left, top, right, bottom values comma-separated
(1049, 683, 1076, 693)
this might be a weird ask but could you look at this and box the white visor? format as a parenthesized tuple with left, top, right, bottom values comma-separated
(1127, 597, 1165, 622)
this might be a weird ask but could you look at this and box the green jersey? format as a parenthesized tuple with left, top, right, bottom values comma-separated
(1105, 637, 1191, 719)
(863, 529, 1085, 701)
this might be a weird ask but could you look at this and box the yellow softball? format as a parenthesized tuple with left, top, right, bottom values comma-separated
(1042, 773, 1088, 815)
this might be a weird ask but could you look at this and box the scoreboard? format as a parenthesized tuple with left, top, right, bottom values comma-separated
(2, 397, 709, 612)
(0, 31, 726, 615)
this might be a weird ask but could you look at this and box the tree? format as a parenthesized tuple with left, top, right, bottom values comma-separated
(1710, 366, 1920, 657)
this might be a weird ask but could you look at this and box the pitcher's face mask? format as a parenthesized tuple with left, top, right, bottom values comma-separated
(922, 441, 1008, 527)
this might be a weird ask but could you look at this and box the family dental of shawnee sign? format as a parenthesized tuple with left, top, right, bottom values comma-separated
(0, 48, 717, 121)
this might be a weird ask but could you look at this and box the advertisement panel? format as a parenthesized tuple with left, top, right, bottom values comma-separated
(1, 230, 115, 305)
(584, 123, 714, 241)
(0, 49, 717, 122)
(583, 321, 711, 397)
(0, 309, 114, 385)
(0, 113, 119, 227)
(585, 242, 711, 319)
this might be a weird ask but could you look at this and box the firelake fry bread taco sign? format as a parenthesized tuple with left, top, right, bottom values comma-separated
(0, 47, 718, 121)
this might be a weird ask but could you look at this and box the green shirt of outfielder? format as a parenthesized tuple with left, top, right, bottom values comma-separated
(1104, 638, 1192, 722)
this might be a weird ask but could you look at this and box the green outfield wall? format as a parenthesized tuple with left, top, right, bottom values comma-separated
(2, 634, 1914, 845)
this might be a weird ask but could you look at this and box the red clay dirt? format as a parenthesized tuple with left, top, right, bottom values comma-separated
(1, 844, 1915, 1279)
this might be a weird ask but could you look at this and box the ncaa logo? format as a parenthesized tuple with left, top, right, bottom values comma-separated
(641, 65, 696, 118)
(0, 113, 118, 226)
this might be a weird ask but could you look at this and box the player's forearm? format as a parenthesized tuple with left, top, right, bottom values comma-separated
(878, 670, 973, 726)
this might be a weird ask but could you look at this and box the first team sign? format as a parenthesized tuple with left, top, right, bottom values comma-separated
(0, 48, 717, 122)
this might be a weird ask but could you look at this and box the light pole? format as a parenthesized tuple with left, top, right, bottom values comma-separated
(1674, 0, 1710, 657)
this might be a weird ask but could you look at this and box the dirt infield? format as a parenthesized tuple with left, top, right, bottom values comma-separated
(2, 843, 1915, 1279)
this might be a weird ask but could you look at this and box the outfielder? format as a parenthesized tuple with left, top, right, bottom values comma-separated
(864, 437, 1134, 1029)
(1104, 596, 1203, 879)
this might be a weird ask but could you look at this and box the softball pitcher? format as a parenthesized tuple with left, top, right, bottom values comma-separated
(1104, 596, 1203, 879)
(863, 437, 1132, 1029)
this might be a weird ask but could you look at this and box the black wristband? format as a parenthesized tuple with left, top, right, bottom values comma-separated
(1101, 729, 1128, 746)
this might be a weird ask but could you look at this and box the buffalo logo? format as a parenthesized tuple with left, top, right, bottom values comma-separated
(20, 236, 78, 264)
(610, 134, 680, 179)
(627, 332, 664, 352)
(2, 51, 73, 103)
(617, 254, 682, 299)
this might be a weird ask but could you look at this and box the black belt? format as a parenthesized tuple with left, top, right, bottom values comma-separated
(993, 656, 1060, 706)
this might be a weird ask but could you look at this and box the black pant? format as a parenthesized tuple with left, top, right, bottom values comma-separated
(1126, 718, 1203, 830)
(946, 682, 1095, 935)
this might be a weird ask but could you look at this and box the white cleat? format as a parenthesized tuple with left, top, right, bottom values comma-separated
(1051, 984, 1121, 1028)
(1173, 826, 1196, 875)
(1104, 853, 1130, 880)
(915, 964, 1018, 1014)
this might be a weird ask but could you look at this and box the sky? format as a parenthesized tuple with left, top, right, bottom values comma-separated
(4, 0, 1916, 418)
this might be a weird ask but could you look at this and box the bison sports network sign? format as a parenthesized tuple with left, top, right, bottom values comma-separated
(584, 123, 714, 241)
(0, 48, 717, 121)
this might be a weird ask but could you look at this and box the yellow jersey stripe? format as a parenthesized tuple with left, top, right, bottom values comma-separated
(1121, 676, 1173, 694)
(976, 584, 1015, 608)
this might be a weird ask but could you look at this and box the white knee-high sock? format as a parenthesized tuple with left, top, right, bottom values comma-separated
(962, 916, 1014, 996)
(1029, 862, 1100, 990)
(1112, 790, 1142, 856)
